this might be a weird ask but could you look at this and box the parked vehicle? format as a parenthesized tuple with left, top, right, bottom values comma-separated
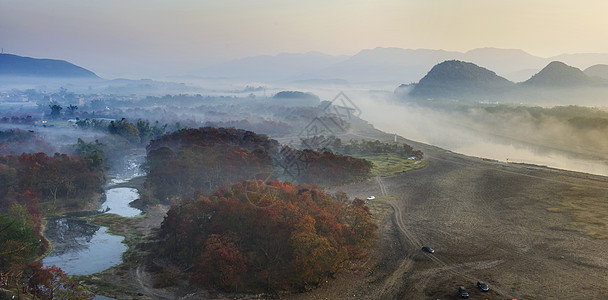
(458, 286, 469, 298)
(365, 196, 375, 203)
(477, 281, 489, 292)
(421, 246, 435, 254)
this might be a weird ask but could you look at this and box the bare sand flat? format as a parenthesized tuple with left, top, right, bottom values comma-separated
(294, 137, 608, 300)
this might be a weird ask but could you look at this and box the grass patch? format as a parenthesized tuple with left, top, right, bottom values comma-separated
(74, 273, 137, 299)
(549, 187, 608, 239)
(367, 196, 395, 223)
(357, 154, 427, 177)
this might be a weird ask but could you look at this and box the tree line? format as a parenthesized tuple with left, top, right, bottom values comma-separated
(142, 127, 373, 204)
(0, 152, 102, 298)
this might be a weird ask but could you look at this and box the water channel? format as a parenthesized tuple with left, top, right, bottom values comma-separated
(42, 154, 145, 275)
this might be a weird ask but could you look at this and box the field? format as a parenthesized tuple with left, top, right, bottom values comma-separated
(358, 153, 428, 177)
(550, 186, 608, 239)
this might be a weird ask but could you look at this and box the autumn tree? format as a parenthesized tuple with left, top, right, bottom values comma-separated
(345, 198, 377, 248)
(190, 234, 248, 291)
(153, 180, 376, 292)
(28, 262, 94, 300)
(143, 128, 275, 202)
(0, 153, 102, 210)
(289, 215, 347, 287)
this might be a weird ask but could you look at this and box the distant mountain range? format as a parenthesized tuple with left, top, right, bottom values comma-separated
(0, 53, 99, 78)
(193, 47, 608, 86)
(5, 49, 608, 90)
(402, 60, 608, 101)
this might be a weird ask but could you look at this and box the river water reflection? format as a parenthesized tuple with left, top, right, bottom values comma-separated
(42, 219, 126, 275)
(43, 155, 144, 275)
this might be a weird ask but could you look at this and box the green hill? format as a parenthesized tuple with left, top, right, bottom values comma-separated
(523, 61, 592, 86)
(409, 60, 514, 99)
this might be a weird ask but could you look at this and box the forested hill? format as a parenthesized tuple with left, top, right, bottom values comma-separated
(409, 60, 514, 99)
(0, 53, 99, 78)
(524, 61, 595, 86)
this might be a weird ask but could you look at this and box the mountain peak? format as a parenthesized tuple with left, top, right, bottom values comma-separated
(409, 60, 514, 99)
(523, 61, 591, 86)
(584, 64, 608, 80)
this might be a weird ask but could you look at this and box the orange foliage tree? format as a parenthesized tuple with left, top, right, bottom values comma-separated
(154, 180, 376, 292)
(28, 262, 94, 300)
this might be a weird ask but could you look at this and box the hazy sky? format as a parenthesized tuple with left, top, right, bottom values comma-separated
(3, 0, 608, 78)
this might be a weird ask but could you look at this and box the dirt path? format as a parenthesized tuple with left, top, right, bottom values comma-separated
(134, 265, 176, 300)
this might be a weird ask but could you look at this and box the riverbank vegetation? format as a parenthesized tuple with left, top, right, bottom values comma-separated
(0, 151, 103, 298)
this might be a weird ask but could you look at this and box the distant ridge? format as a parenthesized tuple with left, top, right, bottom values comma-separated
(523, 61, 592, 86)
(192, 47, 608, 85)
(195, 47, 549, 85)
(0, 53, 99, 78)
(584, 64, 608, 80)
(409, 60, 514, 99)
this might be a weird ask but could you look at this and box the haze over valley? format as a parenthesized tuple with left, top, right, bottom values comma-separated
(2, 1, 608, 299)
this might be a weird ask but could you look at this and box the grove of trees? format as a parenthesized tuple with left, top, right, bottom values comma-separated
(0, 153, 102, 211)
(0, 152, 104, 292)
(152, 180, 377, 292)
(142, 127, 373, 204)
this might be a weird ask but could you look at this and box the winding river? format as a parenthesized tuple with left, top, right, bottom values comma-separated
(42, 155, 145, 275)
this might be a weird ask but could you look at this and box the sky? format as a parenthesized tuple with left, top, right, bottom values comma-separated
(3, 0, 608, 78)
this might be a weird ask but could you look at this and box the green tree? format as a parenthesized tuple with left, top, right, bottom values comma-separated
(66, 104, 78, 116)
(108, 118, 140, 144)
(48, 103, 62, 119)
(0, 205, 41, 285)
(74, 138, 106, 172)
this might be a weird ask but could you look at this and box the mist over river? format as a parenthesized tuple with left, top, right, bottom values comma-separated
(346, 91, 608, 177)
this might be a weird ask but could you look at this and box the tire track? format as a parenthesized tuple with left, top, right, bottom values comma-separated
(375, 175, 389, 197)
(376, 175, 513, 299)
(376, 176, 421, 249)
(135, 265, 175, 300)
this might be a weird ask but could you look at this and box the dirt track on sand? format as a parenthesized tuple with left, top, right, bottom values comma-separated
(292, 140, 608, 300)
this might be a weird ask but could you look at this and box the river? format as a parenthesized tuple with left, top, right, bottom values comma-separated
(42, 154, 145, 275)
(352, 94, 608, 177)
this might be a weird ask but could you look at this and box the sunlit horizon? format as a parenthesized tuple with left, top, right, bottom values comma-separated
(3, 0, 608, 78)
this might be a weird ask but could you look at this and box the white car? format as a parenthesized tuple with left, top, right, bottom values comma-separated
(365, 196, 375, 203)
